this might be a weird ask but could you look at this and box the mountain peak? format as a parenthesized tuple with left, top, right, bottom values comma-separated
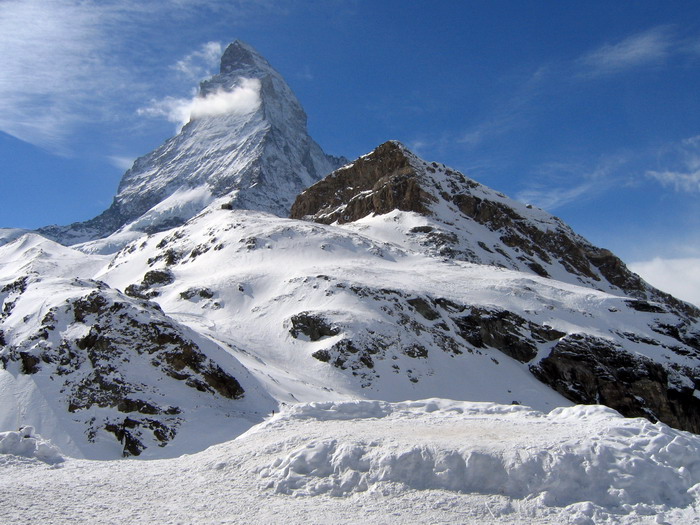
(220, 40, 271, 75)
(37, 40, 345, 249)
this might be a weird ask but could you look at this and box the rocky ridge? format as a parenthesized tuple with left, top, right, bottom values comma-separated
(292, 141, 697, 317)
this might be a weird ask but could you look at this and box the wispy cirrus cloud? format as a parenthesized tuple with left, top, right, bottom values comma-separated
(457, 66, 550, 149)
(0, 0, 119, 153)
(172, 42, 224, 79)
(107, 155, 136, 171)
(0, 0, 273, 154)
(647, 135, 700, 192)
(578, 26, 673, 77)
(515, 156, 628, 211)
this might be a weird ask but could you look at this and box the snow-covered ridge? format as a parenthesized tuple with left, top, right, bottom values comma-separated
(293, 141, 699, 319)
(251, 399, 700, 511)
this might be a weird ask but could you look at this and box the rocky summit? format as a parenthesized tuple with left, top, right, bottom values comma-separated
(1, 43, 700, 461)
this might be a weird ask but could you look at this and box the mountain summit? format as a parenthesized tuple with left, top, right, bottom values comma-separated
(39, 41, 344, 248)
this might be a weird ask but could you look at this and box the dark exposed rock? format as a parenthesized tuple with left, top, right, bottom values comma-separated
(625, 299, 666, 313)
(531, 334, 700, 433)
(289, 312, 340, 341)
(453, 307, 564, 363)
(125, 268, 176, 299)
(407, 297, 441, 321)
(104, 417, 176, 457)
(1, 276, 28, 295)
(290, 141, 433, 224)
(180, 287, 215, 300)
(311, 349, 331, 362)
(651, 322, 700, 356)
(72, 292, 110, 323)
(142, 269, 175, 287)
(404, 344, 428, 358)
(19, 352, 40, 374)
(124, 284, 148, 299)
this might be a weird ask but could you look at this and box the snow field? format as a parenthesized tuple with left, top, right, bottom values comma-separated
(3, 399, 700, 524)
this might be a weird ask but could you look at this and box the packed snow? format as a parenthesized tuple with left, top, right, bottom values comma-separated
(2, 399, 700, 524)
(0, 426, 63, 464)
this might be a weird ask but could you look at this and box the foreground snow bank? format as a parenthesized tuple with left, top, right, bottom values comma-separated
(249, 400, 700, 513)
(2, 400, 700, 524)
(0, 426, 63, 464)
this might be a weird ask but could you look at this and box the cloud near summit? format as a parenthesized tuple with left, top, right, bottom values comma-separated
(138, 78, 262, 129)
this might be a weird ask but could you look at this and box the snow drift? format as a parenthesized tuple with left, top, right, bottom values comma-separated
(3, 399, 700, 524)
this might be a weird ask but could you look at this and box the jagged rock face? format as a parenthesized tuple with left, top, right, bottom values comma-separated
(0, 274, 245, 457)
(531, 333, 700, 433)
(292, 141, 699, 318)
(290, 141, 431, 222)
(39, 41, 345, 246)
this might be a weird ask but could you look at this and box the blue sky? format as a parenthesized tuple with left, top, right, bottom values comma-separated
(1, 0, 699, 303)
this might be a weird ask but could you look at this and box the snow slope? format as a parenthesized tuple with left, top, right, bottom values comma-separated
(0, 234, 275, 459)
(2, 399, 700, 524)
(3, 198, 699, 458)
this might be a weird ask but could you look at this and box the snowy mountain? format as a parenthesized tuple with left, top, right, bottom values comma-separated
(292, 141, 695, 315)
(38, 41, 344, 247)
(4, 40, 700, 522)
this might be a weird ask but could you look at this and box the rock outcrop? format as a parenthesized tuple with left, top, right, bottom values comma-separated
(0, 274, 245, 457)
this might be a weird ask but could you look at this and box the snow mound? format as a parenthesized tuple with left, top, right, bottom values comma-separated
(253, 400, 700, 513)
(0, 426, 64, 464)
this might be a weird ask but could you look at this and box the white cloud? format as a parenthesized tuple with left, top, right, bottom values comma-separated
(629, 258, 700, 308)
(457, 66, 550, 149)
(173, 42, 223, 79)
(138, 78, 261, 129)
(0, 0, 269, 154)
(108, 156, 136, 171)
(579, 26, 672, 76)
(0, 0, 115, 152)
(647, 169, 700, 192)
(516, 181, 596, 211)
